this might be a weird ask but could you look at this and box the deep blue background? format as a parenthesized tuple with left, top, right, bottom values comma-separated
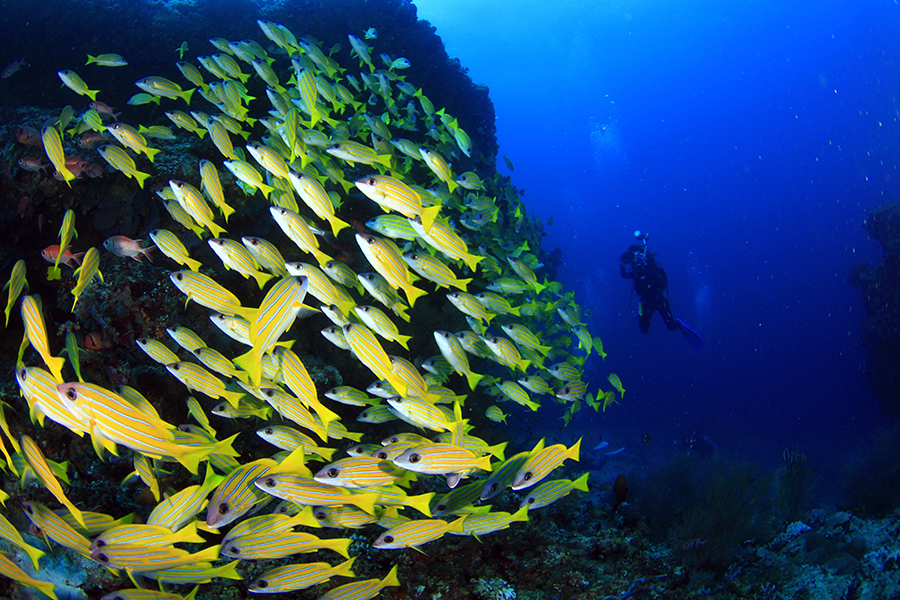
(414, 0, 897, 482)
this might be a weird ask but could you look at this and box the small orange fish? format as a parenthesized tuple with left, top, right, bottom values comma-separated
(88, 101, 119, 121)
(17, 157, 47, 172)
(83, 330, 114, 350)
(103, 235, 154, 262)
(41, 245, 83, 267)
(78, 133, 108, 150)
(14, 126, 41, 146)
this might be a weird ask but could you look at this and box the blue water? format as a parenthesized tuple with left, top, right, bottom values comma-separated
(414, 0, 893, 478)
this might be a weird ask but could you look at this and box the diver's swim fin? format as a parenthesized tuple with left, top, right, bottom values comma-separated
(677, 319, 705, 348)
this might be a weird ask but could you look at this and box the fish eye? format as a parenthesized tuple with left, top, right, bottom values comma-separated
(315, 511, 326, 520)
(172, 364, 180, 371)
(408, 453, 420, 463)
(231, 546, 240, 554)
(327, 468, 339, 478)
(389, 437, 398, 444)
(95, 539, 106, 547)
(175, 273, 183, 280)
(490, 484, 499, 492)
(523, 472, 533, 481)
(265, 389, 274, 397)
(366, 238, 375, 245)
(265, 478, 276, 488)
(332, 143, 341, 149)
(249, 238, 259, 245)
(218, 502, 229, 514)
(376, 452, 387, 459)
(18, 369, 26, 380)
(382, 535, 394, 543)
(256, 580, 268, 589)
(527, 497, 536, 505)
(65, 388, 77, 400)
(264, 428, 273, 434)
(96, 553, 108, 563)
(367, 177, 376, 185)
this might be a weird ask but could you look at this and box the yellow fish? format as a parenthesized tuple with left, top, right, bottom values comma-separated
(355, 233, 426, 307)
(19, 296, 65, 382)
(3, 259, 27, 327)
(41, 126, 75, 185)
(20, 435, 85, 526)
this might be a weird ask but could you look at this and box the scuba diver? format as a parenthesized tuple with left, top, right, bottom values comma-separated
(620, 231, 705, 346)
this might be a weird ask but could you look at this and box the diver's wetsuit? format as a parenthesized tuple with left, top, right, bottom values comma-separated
(620, 245, 679, 334)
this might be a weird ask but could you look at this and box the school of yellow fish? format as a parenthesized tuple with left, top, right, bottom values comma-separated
(1, 20, 625, 600)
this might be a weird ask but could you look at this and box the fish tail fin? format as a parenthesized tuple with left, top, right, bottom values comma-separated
(569, 437, 582, 461)
(352, 491, 379, 515)
(375, 154, 393, 168)
(334, 556, 356, 578)
(327, 537, 352, 558)
(174, 446, 209, 475)
(252, 270, 274, 290)
(313, 248, 332, 268)
(539, 344, 552, 356)
(32, 579, 58, 600)
(134, 169, 151, 189)
(191, 544, 221, 563)
(419, 205, 441, 233)
(45, 355, 65, 383)
(392, 304, 411, 322)
(525, 398, 540, 411)
(396, 334, 412, 351)
(510, 305, 521, 316)
(64, 501, 86, 528)
(145, 147, 161, 163)
(330, 216, 351, 238)
(446, 179, 459, 194)
(219, 201, 236, 222)
(24, 542, 46, 570)
(381, 564, 401, 588)
(86, 89, 99, 102)
(181, 88, 196, 105)
(573, 471, 590, 492)
(210, 433, 241, 457)
(464, 253, 483, 272)
(403, 284, 427, 308)
(466, 370, 483, 390)
(512, 506, 530, 522)
(258, 182, 275, 199)
(222, 388, 246, 410)
(233, 349, 262, 390)
(184, 256, 203, 272)
(455, 278, 472, 292)
(208, 221, 227, 239)
(194, 127, 207, 140)
(86, 55, 97, 65)
(518, 359, 531, 373)
(486, 441, 507, 460)
(212, 559, 243, 580)
(171, 520, 206, 544)
(477, 454, 493, 472)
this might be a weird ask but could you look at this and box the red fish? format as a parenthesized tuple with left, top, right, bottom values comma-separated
(102, 236, 154, 262)
(83, 330, 114, 350)
(14, 126, 42, 147)
(41, 245, 84, 268)
(88, 101, 120, 121)
(78, 133, 108, 150)
(17, 157, 47, 172)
